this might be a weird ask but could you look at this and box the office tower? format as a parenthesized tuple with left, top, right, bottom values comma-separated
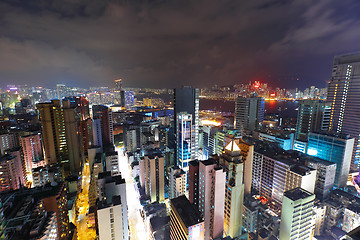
(198, 159, 226, 240)
(327, 53, 360, 170)
(97, 196, 125, 240)
(188, 160, 199, 209)
(141, 154, 165, 203)
(295, 99, 326, 141)
(234, 96, 264, 132)
(174, 87, 199, 167)
(177, 113, 193, 172)
(0, 149, 25, 191)
(279, 188, 315, 240)
(37, 100, 81, 174)
(307, 132, 354, 187)
(170, 195, 204, 240)
(169, 166, 186, 199)
(92, 105, 114, 147)
(0, 133, 18, 155)
(305, 157, 336, 199)
(97, 172, 129, 240)
(220, 140, 245, 238)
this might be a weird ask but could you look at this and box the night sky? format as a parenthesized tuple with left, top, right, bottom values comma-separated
(1, 0, 360, 89)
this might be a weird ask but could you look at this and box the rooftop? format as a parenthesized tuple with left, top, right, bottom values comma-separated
(284, 188, 314, 202)
(170, 195, 202, 228)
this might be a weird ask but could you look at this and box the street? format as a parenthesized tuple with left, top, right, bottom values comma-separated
(116, 147, 149, 240)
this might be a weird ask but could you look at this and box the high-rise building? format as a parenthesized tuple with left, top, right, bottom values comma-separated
(170, 195, 204, 240)
(114, 79, 125, 107)
(220, 140, 245, 238)
(37, 100, 68, 169)
(176, 113, 193, 172)
(327, 53, 360, 170)
(97, 172, 129, 240)
(174, 87, 199, 168)
(62, 100, 81, 173)
(56, 84, 68, 99)
(92, 105, 114, 147)
(279, 188, 315, 240)
(0, 133, 18, 155)
(188, 160, 200, 209)
(0, 148, 25, 191)
(251, 140, 317, 205)
(141, 154, 165, 203)
(198, 159, 225, 240)
(63, 96, 90, 120)
(79, 118, 93, 156)
(97, 196, 125, 240)
(124, 91, 135, 109)
(307, 132, 354, 187)
(42, 182, 70, 240)
(295, 99, 327, 141)
(169, 166, 186, 199)
(92, 118, 103, 149)
(20, 133, 44, 184)
(37, 100, 82, 174)
(234, 96, 264, 133)
(305, 157, 337, 199)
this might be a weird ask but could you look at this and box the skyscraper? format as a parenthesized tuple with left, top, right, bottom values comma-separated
(174, 87, 199, 168)
(220, 140, 245, 238)
(176, 113, 193, 172)
(234, 96, 264, 132)
(307, 132, 354, 188)
(295, 99, 327, 141)
(279, 188, 315, 240)
(92, 105, 114, 147)
(327, 52, 360, 170)
(198, 159, 225, 240)
(37, 100, 81, 176)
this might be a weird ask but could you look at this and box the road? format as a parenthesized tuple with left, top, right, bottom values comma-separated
(76, 162, 96, 240)
(116, 147, 149, 240)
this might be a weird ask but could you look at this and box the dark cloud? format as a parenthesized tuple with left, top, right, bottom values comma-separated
(0, 0, 359, 89)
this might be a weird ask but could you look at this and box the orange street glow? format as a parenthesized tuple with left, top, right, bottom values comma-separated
(201, 120, 221, 126)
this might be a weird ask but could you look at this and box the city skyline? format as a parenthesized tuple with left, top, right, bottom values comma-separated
(1, 1, 360, 89)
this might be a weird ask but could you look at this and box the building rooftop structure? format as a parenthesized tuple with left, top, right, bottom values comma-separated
(284, 188, 313, 202)
(170, 195, 202, 228)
